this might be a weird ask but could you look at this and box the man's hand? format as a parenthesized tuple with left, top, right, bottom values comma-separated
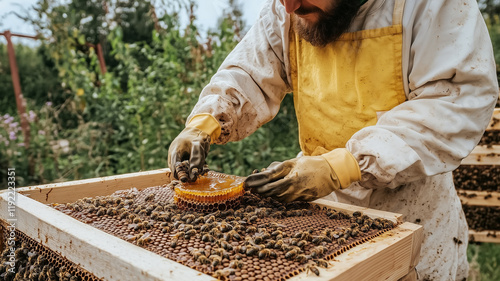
(245, 149, 361, 203)
(167, 114, 221, 181)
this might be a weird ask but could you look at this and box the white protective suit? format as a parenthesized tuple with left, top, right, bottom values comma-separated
(187, 0, 499, 280)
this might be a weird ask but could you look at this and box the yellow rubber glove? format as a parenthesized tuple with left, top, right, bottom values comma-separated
(168, 114, 221, 181)
(245, 149, 360, 203)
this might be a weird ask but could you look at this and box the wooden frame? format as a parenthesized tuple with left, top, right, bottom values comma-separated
(456, 190, 500, 207)
(457, 110, 500, 243)
(1, 169, 423, 281)
(469, 230, 500, 244)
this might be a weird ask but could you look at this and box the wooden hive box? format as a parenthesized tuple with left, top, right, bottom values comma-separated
(0, 169, 423, 281)
(458, 108, 500, 243)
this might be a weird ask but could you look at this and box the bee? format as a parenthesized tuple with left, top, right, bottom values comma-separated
(295, 254, 310, 264)
(133, 217, 142, 224)
(137, 238, 145, 246)
(200, 223, 213, 232)
(254, 236, 263, 244)
(138, 210, 148, 216)
(134, 206, 142, 213)
(182, 214, 195, 224)
(169, 239, 178, 248)
(96, 208, 106, 216)
(314, 259, 330, 269)
(360, 225, 370, 232)
(245, 205, 255, 213)
(185, 229, 197, 239)
(184, 224, 194, 231)
(310, 246, 327, 258)
(209, 255, 222, 267)
(265, 240, 276, 249)
(86, 205, 96, 213)
(205, 215, 216, 224)
(246, 246, 258, 256)
(352, 211, 362, 217)
(285, 248, 299, 259)
(297, 240, 308, 248)
(234, 254, 243, 260)
(193, 217, 205, 225)
(248, 215, 258, 223)
(351, 229, 359, 237)
(274, 239, 284, 249)
(305, 263, 320, 276)
(173, 231, 185, 239)
(227, 230, 241, 241)
(221, 241, 233, 251)
(197, 255, 209, 264)
(190, 249, 203, 259)
(246, 226, 257, 233)
(313, 235, 332, 244)
(212, 268, 235, 278)
(228, 260, 244, 269)
(337, 237, 346, 245)
(211, 248, 224, 257)
(119, 211, 130, 220)
(202, 234, 214, 242)
(260, 231, 271, 240)
(258, 249, 271, 259)
(142, 221, 151, 229)
(150, 211, 159, 220)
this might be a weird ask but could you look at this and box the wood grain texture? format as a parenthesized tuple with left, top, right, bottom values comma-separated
(457, 190, 500, 207)
(313, 199, 403, 224)
(469, 230, 500, 243)
(486, 108, 500, 131)
(17, 169, 171, 204)
(461, 145, 500, 165)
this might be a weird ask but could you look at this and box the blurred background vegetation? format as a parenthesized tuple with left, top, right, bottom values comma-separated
(0, 0, 499, 280)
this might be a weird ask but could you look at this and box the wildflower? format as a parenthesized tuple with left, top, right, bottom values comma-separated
(18, 142, 25, 147)
(46, 101, 53, 107)
(77, 88, 84, 96)
(38, 130, 46, 135)
(28, 110, 36, 121)
(9, 131, 16, 140)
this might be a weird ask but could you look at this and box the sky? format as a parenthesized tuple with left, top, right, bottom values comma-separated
(0, 0, 267, 45)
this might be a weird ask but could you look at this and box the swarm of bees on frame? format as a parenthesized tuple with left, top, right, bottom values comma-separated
(0, 235, 98, 281)
(54, 185, 397, 280)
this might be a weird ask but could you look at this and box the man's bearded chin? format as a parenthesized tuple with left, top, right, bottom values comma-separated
(293, 1, 361, 47)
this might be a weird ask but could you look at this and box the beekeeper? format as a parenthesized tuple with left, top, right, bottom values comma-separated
(167, 0, 498, 279)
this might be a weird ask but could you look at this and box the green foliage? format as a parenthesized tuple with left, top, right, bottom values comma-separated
(0, 44, 61, 115)
(468, 243, 500, 281)
(0, 0, 299, 188)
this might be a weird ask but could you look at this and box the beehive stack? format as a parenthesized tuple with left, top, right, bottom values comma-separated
(453, 103, 500, 243)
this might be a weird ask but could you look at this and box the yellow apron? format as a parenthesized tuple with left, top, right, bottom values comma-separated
(289, 0, 407, 156)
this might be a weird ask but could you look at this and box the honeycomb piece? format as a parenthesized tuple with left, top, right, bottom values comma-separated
(174, 171, 245, 212)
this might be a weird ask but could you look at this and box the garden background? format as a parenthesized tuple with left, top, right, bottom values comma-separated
(0, 0, 499, 280)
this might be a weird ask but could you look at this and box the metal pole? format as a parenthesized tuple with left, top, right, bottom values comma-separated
(4, 30, 30, 149)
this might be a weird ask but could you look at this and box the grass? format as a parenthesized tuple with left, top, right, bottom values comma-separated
(467, 243, 500, 281)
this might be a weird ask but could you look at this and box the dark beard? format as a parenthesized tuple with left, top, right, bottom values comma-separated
(293, 1, 362, 47)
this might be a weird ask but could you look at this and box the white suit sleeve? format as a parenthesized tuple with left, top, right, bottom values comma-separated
(348, 0, 498, 189)
(187, 0, 291, 144)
